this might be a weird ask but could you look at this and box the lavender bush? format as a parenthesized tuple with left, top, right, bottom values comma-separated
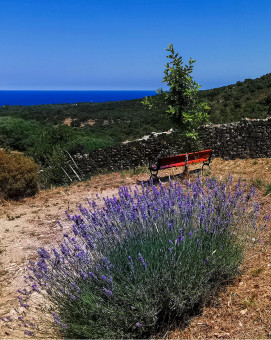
(26, 176, 259, 338)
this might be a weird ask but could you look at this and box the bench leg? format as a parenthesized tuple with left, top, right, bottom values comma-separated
(183, 164, 189, 176)
(149, 170, 159, 180)
(202, 162, 211, 174)
(202, 152, 212, 175)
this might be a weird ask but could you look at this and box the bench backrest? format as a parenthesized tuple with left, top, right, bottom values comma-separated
(187, 149, 212, 161)
(157, 153, 187, 168)
(157, 149, 212, 168)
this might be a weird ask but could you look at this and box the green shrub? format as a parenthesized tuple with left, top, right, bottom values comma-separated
(38, 146, 83, 188)
(29, 125, 80, 164)
(0, 150, 39, 199)
(78, 135, 114, 152)
(0, 117, 42, 151)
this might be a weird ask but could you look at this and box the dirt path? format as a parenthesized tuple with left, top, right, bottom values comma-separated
(0, 158, 270, 338)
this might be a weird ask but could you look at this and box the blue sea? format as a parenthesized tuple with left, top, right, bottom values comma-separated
(0, 90, 156, 106)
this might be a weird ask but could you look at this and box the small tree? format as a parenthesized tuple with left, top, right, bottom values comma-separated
(143, 44, 209, 139)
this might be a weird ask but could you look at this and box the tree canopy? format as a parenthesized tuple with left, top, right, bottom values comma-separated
(143, 44, 209, 138)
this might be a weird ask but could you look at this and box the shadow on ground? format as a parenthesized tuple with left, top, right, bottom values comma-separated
(138, 167, 203, 185)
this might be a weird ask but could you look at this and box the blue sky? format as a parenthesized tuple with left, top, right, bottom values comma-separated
(1, 0, 271, 90)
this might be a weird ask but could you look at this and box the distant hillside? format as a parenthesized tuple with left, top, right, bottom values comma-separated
(1, 72, 271, 157)
(1, 74, 271, 188)
(0, 99, 178, 147)
(199, 73, 271, 123)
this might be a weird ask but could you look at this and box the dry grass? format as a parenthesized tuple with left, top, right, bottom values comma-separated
(210, 157, 271, 185)
(0, 157, 270, 338)
(166, 217, 271, 339)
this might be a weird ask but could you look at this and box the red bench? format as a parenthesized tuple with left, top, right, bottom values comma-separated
(149, 149, 212, 179)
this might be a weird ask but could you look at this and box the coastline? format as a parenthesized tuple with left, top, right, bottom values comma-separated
(0, 90, 156, 106)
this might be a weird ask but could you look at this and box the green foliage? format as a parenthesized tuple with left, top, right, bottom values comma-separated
(0, 149, 39, 199)
(78, 135, 114, 151)
(0, 117, 41, 151)
(0, 100, 176, 144)
(64, 228, 242, 339)
(29, 125, 81, 164)
(37, 146, 72, 187)
(143, 44, 209, 138)
(200, 72, 271, 123)
(29, 126, 115, 187)
(29, 127, 98, 187)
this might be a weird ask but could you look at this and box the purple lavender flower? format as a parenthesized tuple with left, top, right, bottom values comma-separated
(103, 287, 113, 297)
(32, 284, 39, 292)
(176, 228, 185, 245)
(166, 219, 173, 231)
(79, 270, 88, 279)
(58, 221, 64, 229)
(73, 225, 79, 236)
(37, 248, 50, 259)
(89, 272, 97, 279)
(24, 176, 260, 337)
(138, 253, 147, 268)
(24, 330, 34, 336)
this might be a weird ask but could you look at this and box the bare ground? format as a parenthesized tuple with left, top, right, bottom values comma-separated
(0, 158, 270, 338)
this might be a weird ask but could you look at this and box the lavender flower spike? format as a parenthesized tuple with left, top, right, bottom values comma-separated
(138, 253, 147, 268)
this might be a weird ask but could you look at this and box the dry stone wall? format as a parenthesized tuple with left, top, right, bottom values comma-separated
(199, 117, 271, 160)
(75, 117, 271, 176)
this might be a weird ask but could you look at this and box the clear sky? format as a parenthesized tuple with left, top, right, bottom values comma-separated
(1, 0, 271, 90)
